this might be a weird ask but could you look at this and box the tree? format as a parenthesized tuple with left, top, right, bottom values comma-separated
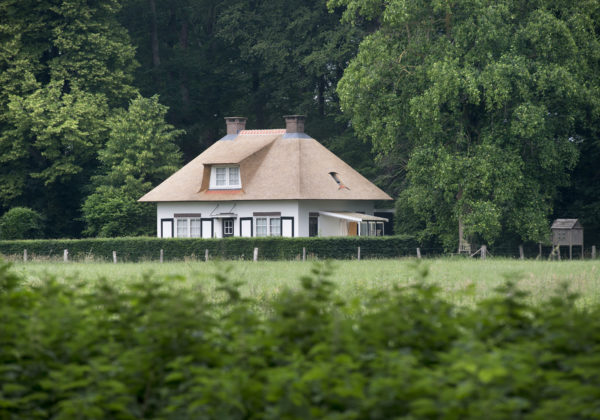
(120, 0, 374, 169)
(82, 95, 183, 237)
(0, 0, 138, 237)
(0, 207, 44, 239)
(331, 0, 600, 250)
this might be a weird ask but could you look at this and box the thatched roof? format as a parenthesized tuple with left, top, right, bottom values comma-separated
(139, 130, 392, 202)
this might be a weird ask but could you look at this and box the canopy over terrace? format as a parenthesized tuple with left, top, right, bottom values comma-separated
(318, 211, 389, 236)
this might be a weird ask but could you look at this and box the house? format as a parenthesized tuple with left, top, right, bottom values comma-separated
(139, 115, 392, 238)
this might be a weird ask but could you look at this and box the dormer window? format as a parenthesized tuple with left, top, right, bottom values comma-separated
(210, 165, 241, 189)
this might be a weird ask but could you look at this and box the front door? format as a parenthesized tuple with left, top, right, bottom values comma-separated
(309, 216, 318, 237)
(222, 218, 234, 237)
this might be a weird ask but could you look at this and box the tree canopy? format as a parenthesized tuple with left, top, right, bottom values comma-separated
(0, 0, 599, 244)
(82, 96, 183, 237)
(332, 0, 600, 249)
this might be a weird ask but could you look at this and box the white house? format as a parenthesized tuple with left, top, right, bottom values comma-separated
(139, 116, 392, 238)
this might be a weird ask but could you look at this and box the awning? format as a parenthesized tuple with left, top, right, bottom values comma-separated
(211, 213, 238, 218)
(318, 211, 388, 222)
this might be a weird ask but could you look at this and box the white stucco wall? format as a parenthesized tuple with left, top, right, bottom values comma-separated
(156, 199, 378, 238)
(156, 201, 300, 238)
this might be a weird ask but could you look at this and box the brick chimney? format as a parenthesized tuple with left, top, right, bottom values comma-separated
(284, 115, 305, 134)
(224, 117, 247, 135)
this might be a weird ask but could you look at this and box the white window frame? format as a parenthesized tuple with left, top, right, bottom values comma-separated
(255, 217, 268, 237)
(254, 216, 281, 237)
(175, 217, 202, 238)
(209, 165, 242, 189)
(177, 218, 189, 238)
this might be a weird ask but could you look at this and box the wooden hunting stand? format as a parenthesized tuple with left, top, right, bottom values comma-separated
(551, 219, 584, 260)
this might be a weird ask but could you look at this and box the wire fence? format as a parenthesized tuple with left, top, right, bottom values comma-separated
(3, 243, 598, 263)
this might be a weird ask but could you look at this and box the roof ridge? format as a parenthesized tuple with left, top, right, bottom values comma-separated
(239, 129, 286, 135)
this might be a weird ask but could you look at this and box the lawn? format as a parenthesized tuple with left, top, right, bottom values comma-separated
(9, 258, 600, 307)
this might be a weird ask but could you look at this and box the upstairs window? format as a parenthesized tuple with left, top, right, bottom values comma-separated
(210, 165, 241, 189)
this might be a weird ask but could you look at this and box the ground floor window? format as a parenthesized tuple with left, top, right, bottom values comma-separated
(176, 217, 202, 237)
(255, 217, 281, 237)
(359, 221, 385, 236)
(223, 218, 234, 237)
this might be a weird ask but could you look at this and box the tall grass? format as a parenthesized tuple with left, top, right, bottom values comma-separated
(10, 258, 600, 308)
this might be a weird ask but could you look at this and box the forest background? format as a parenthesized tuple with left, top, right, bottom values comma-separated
(0, 0, 598, 251)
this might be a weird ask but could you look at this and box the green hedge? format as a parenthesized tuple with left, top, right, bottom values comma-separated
(0, 235, 417, 261)
(1, 261, 599, 418)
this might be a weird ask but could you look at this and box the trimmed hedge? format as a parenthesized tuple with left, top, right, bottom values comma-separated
(0, 235, 417, 261)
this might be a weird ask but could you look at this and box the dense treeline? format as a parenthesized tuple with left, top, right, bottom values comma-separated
(2, 260, 600, 417)
(0, 0, 599, 248)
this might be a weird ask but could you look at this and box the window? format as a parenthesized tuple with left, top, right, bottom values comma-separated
(270, 218, 281, 236)
(210, 165, 241, 189)
(177, 219, 188, 237)
(256, 217, 267, 237)
(216, 167, 226, 186)
(176, 217, 202, 237)
(254, 216, 281, 237)
(223, 218, 234, 237)
(190, 218, 201, 237)
(359, 221, 385, 237)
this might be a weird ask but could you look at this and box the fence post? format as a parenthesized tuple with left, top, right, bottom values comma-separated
(160, 249, 164, 263)
(416, 247, 421, 259)
(253, 247, 258, 262)
(112, 251, 117, 264)
(481, 245, 487, 260)
(557, 246, 561, 260)
(592, 245, 596, 259)
(205, 249, 209, 262)
(302, 247, 306, 262)
(23, 249, 27, 262)
(357, 246, 361, 261)
(63, 249, 68, 262)
(538, 243, 542, 260)
(519, 245, 524, 260)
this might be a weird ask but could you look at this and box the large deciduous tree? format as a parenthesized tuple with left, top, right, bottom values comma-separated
(331, 0, 600, 250)
(82, 96, 183, 237)
(0, 0, 138, 237)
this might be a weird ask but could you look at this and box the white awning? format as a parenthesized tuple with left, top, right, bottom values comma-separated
(318, 211, 388, 222)
(211, 213, 238, 218)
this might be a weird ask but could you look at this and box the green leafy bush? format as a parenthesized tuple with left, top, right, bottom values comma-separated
(0, 235, 417, 261)
(0, 207, 44, 239)
(1, 260, 599, 418)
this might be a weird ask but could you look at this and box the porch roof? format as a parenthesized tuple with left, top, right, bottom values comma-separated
(318, 211, 388, 223)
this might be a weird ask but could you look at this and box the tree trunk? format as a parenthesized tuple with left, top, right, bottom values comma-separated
(149, 0, 160, 68)
(252, 71, 265, 127)
(458, 217, 465, 254)
(318, 76, 325, 117)
(179, 21, 190, 109)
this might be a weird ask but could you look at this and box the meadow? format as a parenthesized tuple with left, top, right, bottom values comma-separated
(10, 257, 600, 307)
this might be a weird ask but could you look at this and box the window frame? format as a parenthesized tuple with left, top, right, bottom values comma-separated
(175, 217, 202, 238)
(209, 165, 242, 190)
(254, 216, 282, 237)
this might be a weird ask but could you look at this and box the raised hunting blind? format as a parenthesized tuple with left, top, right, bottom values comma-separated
(551, 218, 583, 260)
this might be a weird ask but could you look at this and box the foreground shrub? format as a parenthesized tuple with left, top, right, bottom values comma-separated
(0, 207, 44, 239)
(0, 260, 599, 418)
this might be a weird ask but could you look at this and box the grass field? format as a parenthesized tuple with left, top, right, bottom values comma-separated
(9, 258, 600, 307)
